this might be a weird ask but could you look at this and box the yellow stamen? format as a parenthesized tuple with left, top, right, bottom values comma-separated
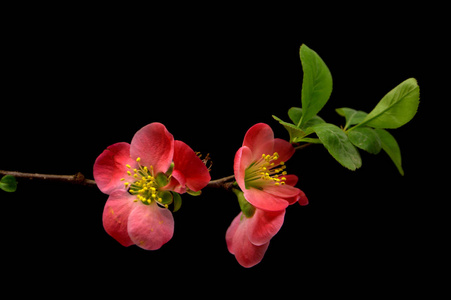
(124, 160, 171, 208)
(245, 152, 289, 187)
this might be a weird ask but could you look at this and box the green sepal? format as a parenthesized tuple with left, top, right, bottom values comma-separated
(166, 162, 175, 176)
(187, 189, 202, 196)
(232, 188, 256, 218)
(0, 175, 17, 192)
(158, 190, 173, 205)
(155, 172, 169, 187)
(172, 192, 182, 212)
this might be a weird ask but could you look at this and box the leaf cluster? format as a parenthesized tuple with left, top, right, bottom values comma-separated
(274, 44, 420, 175)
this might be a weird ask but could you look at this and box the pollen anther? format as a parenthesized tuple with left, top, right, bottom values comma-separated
(123, 158, 171, 207)
(245, 152, 288, 187)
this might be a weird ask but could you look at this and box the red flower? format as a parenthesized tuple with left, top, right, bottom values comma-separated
(227, 123, 308, 267)
(235, 123, 308, 210)
(94, 122, 210, 250)
(226, 202, 285, 268)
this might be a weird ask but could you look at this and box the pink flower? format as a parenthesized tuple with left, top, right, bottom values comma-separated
(235, 123, 308, 210)
(226, 123, 308, 267)
(93, 122, 211, 250)
(226, 194, 285, 268)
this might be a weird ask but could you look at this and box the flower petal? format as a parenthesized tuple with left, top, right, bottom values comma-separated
(273, 138, 295, 164)
(172, 140, 211, 192)
(242, 123, 274, 160)
(235, 240, 269, 268)
(130, 123, 174, 174)
(226, 212, 242, 255)
(94, 142, 135, 194)
(298, 189, 309, 206)
(283, 174, 298, 186)
(102, 190, 137, 247)
(127, 201, 174, 250)
(277, 175, 309, 205)
(246, 209, 285, 246)
(243, 187, 289, 211)
(235, 237, 269, 268)
(234, 146, 254, 192)
(226, 213, 270, 268)
(163, 170, 186, 194)
(262, 180, 301, 199)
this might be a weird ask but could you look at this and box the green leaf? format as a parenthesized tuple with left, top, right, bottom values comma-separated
(360, 78, 420, 129)
(172, 192, 182, 212)
(288, 107, 302, 123)
(298, 44, 333, 127)
(336, 107, 368, 130)
(374, 129, 404, 176)
(311, 123, 362, 170)
(272, 115, 306, 143)
(273, 108, 326, 143)
(288, 107, 325, 129)
(348, 127, 382, 154)
(0, 175, 17, 192)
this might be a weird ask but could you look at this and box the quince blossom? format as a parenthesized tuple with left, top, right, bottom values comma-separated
(226, 123, 308, 267)
(94, 122, 210, 250)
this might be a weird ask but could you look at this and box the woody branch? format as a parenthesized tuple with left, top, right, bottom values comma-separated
(0, 170, 236, 191)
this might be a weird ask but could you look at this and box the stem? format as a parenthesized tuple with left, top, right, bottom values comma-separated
(294, 143, 312, 151)
(0, 170, 97, 187)
(346, 120, 369, 133)
(205, 175, 236, 191)
(345, 124, 360, 132)
(0, 170, 236, 191)
(297, 115, 304, 128)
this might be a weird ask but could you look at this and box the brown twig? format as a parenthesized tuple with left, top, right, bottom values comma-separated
(294, 143, 312, 151)
(0, 170, 97, 187)
(0, 170, 236, 191)
(205, 174, 236, 191)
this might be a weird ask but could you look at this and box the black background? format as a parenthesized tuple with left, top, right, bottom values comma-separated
(1, 5, 446, 297)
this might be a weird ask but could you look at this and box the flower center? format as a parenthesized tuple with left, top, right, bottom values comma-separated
(121, 157, 171, 208)
(244, 152, 288, 189)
